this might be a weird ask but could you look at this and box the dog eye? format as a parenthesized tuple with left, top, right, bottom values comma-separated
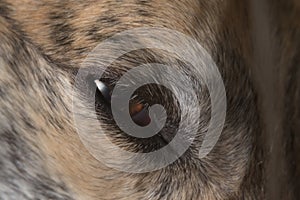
(95, 80, 151, 126)
(129, 101, 151, 126)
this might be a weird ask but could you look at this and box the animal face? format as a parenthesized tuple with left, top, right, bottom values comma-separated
(0, 0, 299, 199)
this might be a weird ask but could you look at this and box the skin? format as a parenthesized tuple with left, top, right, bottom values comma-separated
(0, 0, 299, 199)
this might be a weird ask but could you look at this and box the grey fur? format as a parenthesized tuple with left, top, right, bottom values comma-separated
(0, 0, 299, 199)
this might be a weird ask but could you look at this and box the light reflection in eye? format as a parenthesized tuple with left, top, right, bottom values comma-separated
(94, 80, 151, 126)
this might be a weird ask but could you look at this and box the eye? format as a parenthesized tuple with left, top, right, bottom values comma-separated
(94, 80, 151, 126)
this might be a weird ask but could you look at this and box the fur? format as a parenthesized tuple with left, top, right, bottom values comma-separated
(0, 0, 299, 199)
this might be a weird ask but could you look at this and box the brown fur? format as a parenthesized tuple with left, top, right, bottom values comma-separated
(0, 0, 299, 199)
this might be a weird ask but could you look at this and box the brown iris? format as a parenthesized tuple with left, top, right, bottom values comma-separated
(129, 101, 151, 127)
(129, 102, 143, 116)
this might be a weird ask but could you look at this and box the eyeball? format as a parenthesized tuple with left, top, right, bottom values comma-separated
(95, 79, 151, 127)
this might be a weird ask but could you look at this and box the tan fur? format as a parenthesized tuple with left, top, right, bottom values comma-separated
(0, 0, 299, 199)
